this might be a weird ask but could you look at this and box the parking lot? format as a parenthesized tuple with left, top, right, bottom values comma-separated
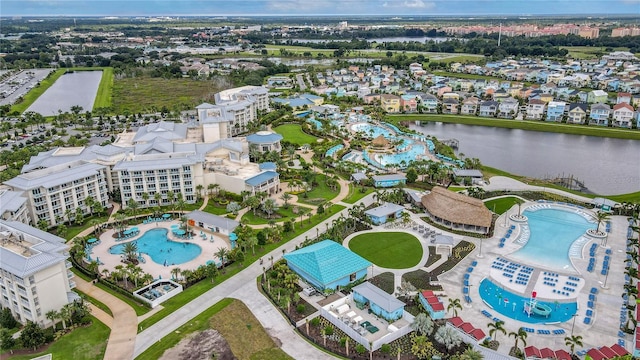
(0, 69, 54, 106)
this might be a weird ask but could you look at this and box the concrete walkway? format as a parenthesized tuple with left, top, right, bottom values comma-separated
(133, 193, 376, 359)
(483, 176, 594, 202)
(75, 277, 138, 360)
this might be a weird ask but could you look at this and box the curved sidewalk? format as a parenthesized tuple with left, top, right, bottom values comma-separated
(75, 277, 138, 360)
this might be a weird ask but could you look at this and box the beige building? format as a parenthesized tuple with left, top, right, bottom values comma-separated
(0, 220, 76, 326)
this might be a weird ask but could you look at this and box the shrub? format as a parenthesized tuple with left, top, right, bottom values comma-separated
(355, 344, 366, 354)
(310, 317, 320, 327)
(0, 308, 18, 329)
(380, 344, 391, 354)
(323, 325, 334, 336)
(340, 337, 347, 348)
(296, 304, 306, 314)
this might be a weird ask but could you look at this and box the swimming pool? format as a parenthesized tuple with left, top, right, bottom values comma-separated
(510, 208, 593, 271)
(351, 123, 394, 138)
(377, 144, 426, 168)
(479, 278, 577, 324)
(108, 228, 202, 265)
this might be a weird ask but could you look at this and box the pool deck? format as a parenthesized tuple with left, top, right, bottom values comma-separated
(90, 219, 231, 280)
(438, 202, 629, 353)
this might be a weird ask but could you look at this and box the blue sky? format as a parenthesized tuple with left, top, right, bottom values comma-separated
(2, 0, 638, 17)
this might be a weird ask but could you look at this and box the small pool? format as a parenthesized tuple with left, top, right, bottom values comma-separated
(108, 228, 202, 265)
(325, 144, 344, 157)
(510, 208, 592, 271)
(479, 278, 577, 324)
(351, 123, 394, 138)
(376, 144, 426, 167)
(307, 118, 323, 129)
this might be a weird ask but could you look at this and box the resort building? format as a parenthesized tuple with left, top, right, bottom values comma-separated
(4, 161, 110, 227)
(364, 202, 404, 225)
(246, 131, 283, 154)
(186, 210, 239, 236)
(352, 282, 406, 322)
(418, 290, 446, 319)
(452, 169, 484, 185)
(371, 174, 406, 188)
(283, 240, 371, 291)
(421, 186, 493, 234)
(0, 189, 31, 225)
(0, 220, 77, 326)
(196, 86, 269, 142)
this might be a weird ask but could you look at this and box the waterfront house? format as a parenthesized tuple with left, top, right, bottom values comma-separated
(372, 174, 407, 188)
(589, 103, 611, 126)
(421, 186, 493, 234)
(612, 102, 634, 128)
(587, 90, 608, 104)
(283, 240, 371, 291)
(567, 103, 589, 124)
(479, 101, 498, 117)
(352, 282, 406, 322)
(442, 98, 459, 114)
(364, 202, 404, 225)
(419, 290, 446, 320)
(418, 93, 439, 113)
(526, 99, 546, 120)
(363, 93, 381, 104)
(498, 98, 519, 119)
(461, 97, 480, 115)
(380, 94, 401, 113)
(546, 101, 567, 122)
(400, 94, 418, 113)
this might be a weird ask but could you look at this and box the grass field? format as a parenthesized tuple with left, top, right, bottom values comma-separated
(484, 196, 524, 215)
(562, 46, 631, 59)
(297, 174, 339, 205)
(134, 298, 233, 360)
(94, 67, 113, 108)
(349, 232, 423, 268)
(6, 317, 110, 360)
(112, 77, 222, 114)
(388, 114, 640, 141)
(210, 299, 293, 360)
(343, 184, 374, 204)
(272, 124, 319, 145)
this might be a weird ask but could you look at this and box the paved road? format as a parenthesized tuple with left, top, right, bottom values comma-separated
(296, 73, 307, 91)
(133, 193, 375, 358)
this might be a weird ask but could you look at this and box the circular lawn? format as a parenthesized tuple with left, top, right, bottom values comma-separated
(348, 232, 423, 269)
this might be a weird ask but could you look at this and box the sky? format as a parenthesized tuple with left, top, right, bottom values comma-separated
(1, 0, 639, 17)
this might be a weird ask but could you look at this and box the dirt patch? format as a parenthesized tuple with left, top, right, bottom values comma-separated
(159, 329, 235, 360)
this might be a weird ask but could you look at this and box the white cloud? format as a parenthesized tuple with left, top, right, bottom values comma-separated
(382, 0, 436, 9)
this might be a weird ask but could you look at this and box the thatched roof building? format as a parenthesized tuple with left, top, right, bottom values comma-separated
(421, 186, 492, 234)
(372, 135, 389, 148)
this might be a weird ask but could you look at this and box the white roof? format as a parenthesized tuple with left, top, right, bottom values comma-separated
(6, 161, 106, 190)
(365, 202, 404, 218)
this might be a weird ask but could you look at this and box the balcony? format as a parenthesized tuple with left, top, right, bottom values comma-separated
(68, 280, 76, 289)
(66, 261, 72, 269)
(67, 271, 74, 279)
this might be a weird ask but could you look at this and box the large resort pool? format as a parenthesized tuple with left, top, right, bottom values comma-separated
(108, 228, 202, 266)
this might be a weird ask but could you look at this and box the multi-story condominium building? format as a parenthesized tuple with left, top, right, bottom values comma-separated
(0, 189, 31, 224)
(546, 101, 567, 122)
(526, 99, 546, 120)
(197, 86, 269, 142)
(612, 103, 635, 128)
(567, 103, 588, 124)
(0, 220, 76, 325)
(461, 97, 479, 115)
(4, 161, 109, 227)
(589, 103, 611, 126)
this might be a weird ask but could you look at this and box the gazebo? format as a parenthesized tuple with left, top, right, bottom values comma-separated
(371, 135, 389, 148)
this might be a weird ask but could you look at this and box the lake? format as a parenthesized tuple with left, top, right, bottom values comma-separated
(26, 71, 102, 116)
(408, 122, 640, 195)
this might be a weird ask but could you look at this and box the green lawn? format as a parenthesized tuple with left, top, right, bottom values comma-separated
(387, 114, 640, 141)
(75, 289, 113, 317)
(10, 69, 65, 114)
(94, 67, 113, 108)
(64, 215, 109, 240)
(6, 317, 110, 360)
(297, 174, 339, 205)
(201, 201, 230, 215)
(349, 232, 423, 269)
(135, 298, 234, 360)
(272, 124, 319, 145)
(343, 184, 374, 204)
(484, 196, 524, 215)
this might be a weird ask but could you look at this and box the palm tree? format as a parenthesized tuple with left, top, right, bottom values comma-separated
(122, 242, 138, 264)
(154, 192, 162, 208)
(166, 190, 175, 209)
(593, 211, 610, 233)
(447, 298, 463, 318)
(564, 335, 583, 355)
(262, 198, 278, 218)
(509, 327, 527, 354)
(245, 236, 258, 255)
(280, 192, 292, 209)
(215, 247, 229, 272)
(141, 192, 150, 207)
(171, 267, 182, 281)
(459, 347, 484, 360)
(127, 198, 139, 217)
(196, 184, 204, 201)
(487, 320, 506, 343)
(45, 310, 59, 329)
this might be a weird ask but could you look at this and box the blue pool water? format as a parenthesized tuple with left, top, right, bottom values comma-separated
(479, 278, 577, 324)
(510, 209, 592, 270)
(351, 123, 394, 138)
(377, 144, 426, 167)
(108, 228, 202, 265)
(325, 144, 344, 157)
(307, 118, 323, 129)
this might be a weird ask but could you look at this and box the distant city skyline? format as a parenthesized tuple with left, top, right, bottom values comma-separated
(2, 0, 639, 17)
